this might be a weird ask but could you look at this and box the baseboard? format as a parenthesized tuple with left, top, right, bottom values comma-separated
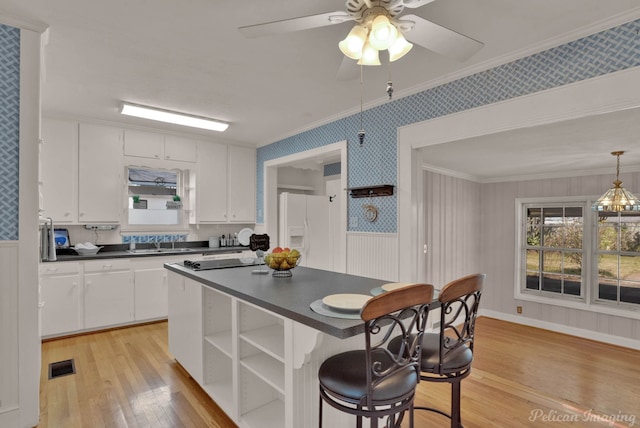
(479, 309, 640, 351)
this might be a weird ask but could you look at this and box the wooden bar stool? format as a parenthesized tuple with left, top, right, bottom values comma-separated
(393, 273, 484, 428)
(318, 283, 435, 428)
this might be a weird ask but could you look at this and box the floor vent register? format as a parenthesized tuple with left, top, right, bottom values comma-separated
(48, 359, 76, 379)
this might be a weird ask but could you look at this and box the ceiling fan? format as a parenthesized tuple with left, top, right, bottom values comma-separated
(239, 0, 484, 78)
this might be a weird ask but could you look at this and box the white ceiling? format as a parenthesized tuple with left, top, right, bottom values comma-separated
(3, 0, 640, 179)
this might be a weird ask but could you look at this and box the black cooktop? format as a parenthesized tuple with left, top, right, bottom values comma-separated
(182, 258, 262, 271)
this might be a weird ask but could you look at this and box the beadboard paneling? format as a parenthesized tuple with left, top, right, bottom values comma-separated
(0, 243, 19, 414)
(423, 170, 482, 287)
(346, 232, 398, 281)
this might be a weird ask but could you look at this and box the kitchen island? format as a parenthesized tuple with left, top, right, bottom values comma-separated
(165, 262, 392, 428)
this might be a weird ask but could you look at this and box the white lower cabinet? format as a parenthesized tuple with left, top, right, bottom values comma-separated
(131, 257, 176, 321)
(39, 263, 81, 336)
(83, 260, 133, 329)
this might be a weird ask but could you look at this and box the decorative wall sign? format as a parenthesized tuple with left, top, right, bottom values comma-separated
(363, 204, 378, 222)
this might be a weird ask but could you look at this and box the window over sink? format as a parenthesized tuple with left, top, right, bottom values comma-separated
(125, 166, 188, 230)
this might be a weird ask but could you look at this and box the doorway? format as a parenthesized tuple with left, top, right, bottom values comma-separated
(264, 141, 348, 273)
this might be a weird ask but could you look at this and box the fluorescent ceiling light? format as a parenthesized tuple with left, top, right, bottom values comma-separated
(120, 103, 229, 132)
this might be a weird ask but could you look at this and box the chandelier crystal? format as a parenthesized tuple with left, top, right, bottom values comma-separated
(592, 151, 640, 212)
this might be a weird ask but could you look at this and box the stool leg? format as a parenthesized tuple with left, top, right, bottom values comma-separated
(451, 381, 462, 428)
(319, 395, 323, 428)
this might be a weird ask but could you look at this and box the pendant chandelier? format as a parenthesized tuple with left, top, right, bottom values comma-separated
(592, 151, 640, 212)
(338, 8, 413, 66)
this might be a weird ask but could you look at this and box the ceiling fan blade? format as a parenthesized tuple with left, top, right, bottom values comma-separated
(401, 14, 483, 62)
(401, 0, 437, 8)
(239, 11, 351, 38)
(336, 56, 360, 81)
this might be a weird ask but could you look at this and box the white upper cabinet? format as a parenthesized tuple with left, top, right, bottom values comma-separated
(165, 135, 197, 163)
(124, 129, 163, 159)
(41, 118, 78, 223)
(194, 141, 228, 222)
(78, 123, 123, 223)
(228, 145, 256, 223)
(191, 142, 256, 224)
(124, 130, 197, 163)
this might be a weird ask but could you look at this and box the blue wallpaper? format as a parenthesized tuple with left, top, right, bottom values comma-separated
(0, 24, 20, 241)
(324, 162, 341, 177)
(257, 19, 640, 233)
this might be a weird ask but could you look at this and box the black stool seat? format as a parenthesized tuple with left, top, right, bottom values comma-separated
(319, 349, 419, 403)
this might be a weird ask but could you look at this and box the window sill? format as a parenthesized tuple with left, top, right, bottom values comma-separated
(515, 289, 640, 321)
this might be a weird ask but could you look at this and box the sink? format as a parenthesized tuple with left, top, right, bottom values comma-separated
(159, 248, 194, 253)
(127, 248, 195, 255)
(128, 249, 162, 254)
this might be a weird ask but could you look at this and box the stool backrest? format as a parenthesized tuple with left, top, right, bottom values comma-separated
(360, 283, 434, 408)
(435, 273, 485, 374)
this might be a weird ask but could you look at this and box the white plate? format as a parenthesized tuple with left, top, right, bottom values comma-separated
(238, 228, 253, 246)
(322, 294, 371, 312)
(381, 282, 415, 292)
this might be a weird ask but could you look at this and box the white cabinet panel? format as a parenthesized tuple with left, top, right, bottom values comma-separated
(134, 268, 168, 320)
(228, 145, 256, 222)
(195, 141, 228, 222)
(124, 129, 163, 159)
(41, 118, 78, 223)
(168, 272, 203, 383)
(192, 142, 256, 224)
(84, 269, 133, 328)
(78, 123, 123, 223)
(125, 131, 197, 163)
(40, 273, 80, 336)
(165, 135, 197, 163)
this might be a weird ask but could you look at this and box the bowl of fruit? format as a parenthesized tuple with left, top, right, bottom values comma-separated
(263, 247, 301, 277)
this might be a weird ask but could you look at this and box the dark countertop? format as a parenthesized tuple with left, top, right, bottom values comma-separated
(164, 262, 390, 339)
(47, 241, 249, 262)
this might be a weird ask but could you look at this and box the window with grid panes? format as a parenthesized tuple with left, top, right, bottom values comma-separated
(523, 204, 584, 299)
(595, 211, 640, 306)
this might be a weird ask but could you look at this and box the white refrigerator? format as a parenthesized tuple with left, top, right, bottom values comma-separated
(279, 192, 336, 271)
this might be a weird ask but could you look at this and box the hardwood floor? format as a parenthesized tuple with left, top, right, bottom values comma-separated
(39, 322, 236, 428)
(39, 317, 640, 427)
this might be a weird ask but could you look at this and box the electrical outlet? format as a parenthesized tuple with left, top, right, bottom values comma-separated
(517, 306, 523, 314)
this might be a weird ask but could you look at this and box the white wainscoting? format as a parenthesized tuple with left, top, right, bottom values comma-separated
(346, 232, 398, 281)
(0, 242, 19, 425)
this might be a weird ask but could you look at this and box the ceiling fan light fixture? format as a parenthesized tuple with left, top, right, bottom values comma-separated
(357, 41, 381, 66)
(339, 25, 368, 60)
(368, 15, 398, 50)
(388, 32, 413, 62)
(592, 151, 640, 212)
(120, 102, 229, 132)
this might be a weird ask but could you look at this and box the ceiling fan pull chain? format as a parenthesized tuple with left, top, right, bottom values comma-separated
(387, 62, 394, 100)
(358, 63, 366, 146)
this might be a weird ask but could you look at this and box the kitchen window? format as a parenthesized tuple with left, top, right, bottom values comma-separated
(124, 166, 187, 230)
(516, 198, 640, 317)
